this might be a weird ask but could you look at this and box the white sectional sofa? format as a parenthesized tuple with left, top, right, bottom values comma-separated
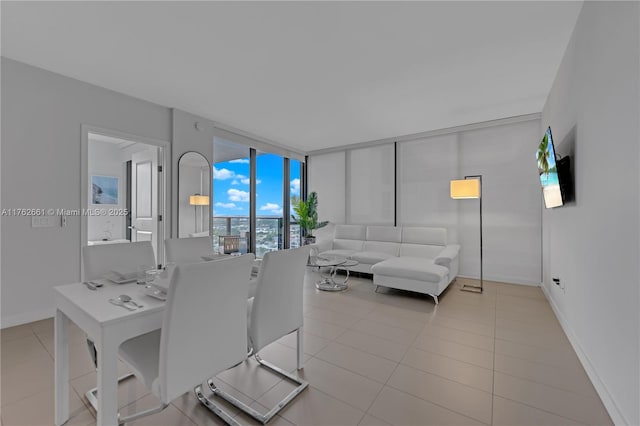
(314, 225, 459, 304)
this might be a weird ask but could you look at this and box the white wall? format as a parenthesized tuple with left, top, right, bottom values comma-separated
(457, 120, 542, 284)
(1, 58, 171, 326)
(541, 3, 639, 424)
(311, 117, 542, 285)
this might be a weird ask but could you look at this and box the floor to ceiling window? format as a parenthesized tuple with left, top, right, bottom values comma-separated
(289, 159, 302, 248)
(255, 152, 284, 257)
(213, 136, 304, 257)
(212, 138, 251, 254)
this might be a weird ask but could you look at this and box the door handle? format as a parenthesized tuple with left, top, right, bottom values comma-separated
(128, 226, 136, 229)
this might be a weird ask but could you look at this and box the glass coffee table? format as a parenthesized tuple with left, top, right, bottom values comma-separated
(308, 255, 359, 291)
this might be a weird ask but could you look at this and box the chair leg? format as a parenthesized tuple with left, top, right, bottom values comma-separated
(118, 403, 168, 425)
(194, 385, 240, 426)
(199, 353, 308, 424)
(85, 373, 136, 413)
(296, 327, 304, 370)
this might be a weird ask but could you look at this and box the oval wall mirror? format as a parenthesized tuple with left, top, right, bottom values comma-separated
(178, 152, 211, 238)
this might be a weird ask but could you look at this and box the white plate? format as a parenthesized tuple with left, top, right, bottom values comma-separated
(141, 285, 167, 301)
(106, 270, 141, 284)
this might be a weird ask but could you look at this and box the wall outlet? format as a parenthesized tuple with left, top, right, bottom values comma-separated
(552, 277, 565, 294)
(31, 216, 56, 228)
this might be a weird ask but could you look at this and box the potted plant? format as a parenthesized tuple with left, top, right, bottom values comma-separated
(291, 191, 328, 245)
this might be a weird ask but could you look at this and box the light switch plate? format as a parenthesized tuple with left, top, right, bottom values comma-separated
(31, 216, 56, 228)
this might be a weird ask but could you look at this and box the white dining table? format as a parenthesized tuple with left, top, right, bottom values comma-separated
(54, 281, 166, 426)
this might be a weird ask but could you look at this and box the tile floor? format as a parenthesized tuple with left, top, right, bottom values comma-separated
(1, 272, 612, 425)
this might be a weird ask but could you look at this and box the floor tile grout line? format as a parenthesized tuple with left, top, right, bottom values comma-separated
(408, 343, 494, 370)
(409, 341, 493, 370)
(491, 368, 603, 403)
(428, 324, 494, 339)
(356, 312, 430, 332)
(311, 349, 397, 386)
(358, 309, 426, 421)
(492, 393, 594, 425)
(491, 346, 586, 373)
(396, 358, 494, 394)
(416, 327, 495, 352)
(382, 382, 492, 426)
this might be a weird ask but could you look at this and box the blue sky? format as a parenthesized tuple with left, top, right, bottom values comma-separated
(213, 154, 301, 217)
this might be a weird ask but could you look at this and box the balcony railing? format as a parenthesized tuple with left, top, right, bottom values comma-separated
(212, 216, 301, 257)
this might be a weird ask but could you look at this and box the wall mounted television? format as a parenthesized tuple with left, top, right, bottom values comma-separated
(537, 127, 572, 208)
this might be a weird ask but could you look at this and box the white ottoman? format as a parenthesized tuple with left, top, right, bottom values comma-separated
(371, 257, 450, 304)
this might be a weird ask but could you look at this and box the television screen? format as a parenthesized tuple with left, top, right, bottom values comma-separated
(537, 127, 563, 208)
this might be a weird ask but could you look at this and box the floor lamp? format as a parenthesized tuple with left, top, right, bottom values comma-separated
(450, 176, 483, 293)
(189, 194, 209, 233)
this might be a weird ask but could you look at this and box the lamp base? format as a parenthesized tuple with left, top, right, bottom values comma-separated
(460, 283, 483, 293)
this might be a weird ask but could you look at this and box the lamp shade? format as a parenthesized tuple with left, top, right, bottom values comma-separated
(189, 195, 210, 206)
(450, 179, 480, 199)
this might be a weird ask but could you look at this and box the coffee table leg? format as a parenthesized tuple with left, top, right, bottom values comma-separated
(316, 266, 349, 291)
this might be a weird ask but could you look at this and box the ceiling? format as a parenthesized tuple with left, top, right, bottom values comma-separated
(2, 1, 582, 152)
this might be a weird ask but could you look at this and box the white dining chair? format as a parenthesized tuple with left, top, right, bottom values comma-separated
(164, 236, 217, 264)
(165, 237, 262, 298)
(115, 254, 253, 425)
(81, 241, 157, 411)
(198, 246, 312, 424)
(83, 241, 157, 282)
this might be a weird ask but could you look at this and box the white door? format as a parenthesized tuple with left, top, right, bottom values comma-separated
(131, 148, 159, 260)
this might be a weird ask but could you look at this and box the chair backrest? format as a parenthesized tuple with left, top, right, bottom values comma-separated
(82, 241, 156, 281)
(164, 237, 213, 264)
(158, 254, 253, 403)
(249, 246, 311, 353)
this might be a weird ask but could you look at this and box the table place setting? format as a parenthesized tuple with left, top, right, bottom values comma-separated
(108, 294, 143, 310)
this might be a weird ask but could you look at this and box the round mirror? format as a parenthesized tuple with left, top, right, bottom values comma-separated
(178, 152, 211, 238)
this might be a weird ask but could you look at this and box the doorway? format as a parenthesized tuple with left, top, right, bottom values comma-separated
(81, 127, 168, 269)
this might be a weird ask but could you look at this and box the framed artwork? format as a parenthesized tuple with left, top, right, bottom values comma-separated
(91, 175, 119, 204)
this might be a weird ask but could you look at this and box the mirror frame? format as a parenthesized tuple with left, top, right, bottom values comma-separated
(177, 151, 212, 238)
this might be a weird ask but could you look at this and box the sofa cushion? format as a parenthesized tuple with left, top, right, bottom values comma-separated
(372, 257, 448, 282)
(333, 239, 364, 251)
(401, 227, 447, 246)
(399, 244, 444, 259)
(366, 226, 402, 243)
(335, 225, 366, 240)
(321, 249, 358, 258)
(351, 251, 396, 265)
(363, 240, 400, 256)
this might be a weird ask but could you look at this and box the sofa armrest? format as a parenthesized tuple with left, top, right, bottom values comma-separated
(308, 239, 332, 256)
(434, 244, 460, 268)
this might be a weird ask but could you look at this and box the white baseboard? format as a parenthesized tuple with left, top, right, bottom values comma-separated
(456, 274, 540, 287)
(1, 308, 54, 329)
(541, 284, 628, 425)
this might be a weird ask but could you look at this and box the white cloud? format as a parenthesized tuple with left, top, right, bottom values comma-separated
(240, 178, 261, 185)
(290, 178, 300, 195)
(259, 203, 283, 215)
(215, 202, 238, 209)
(227, 189, 250, 202)
(229, 159, 249, 164)
(231, 179, 240, 185)
(213, 167, 235, 180)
